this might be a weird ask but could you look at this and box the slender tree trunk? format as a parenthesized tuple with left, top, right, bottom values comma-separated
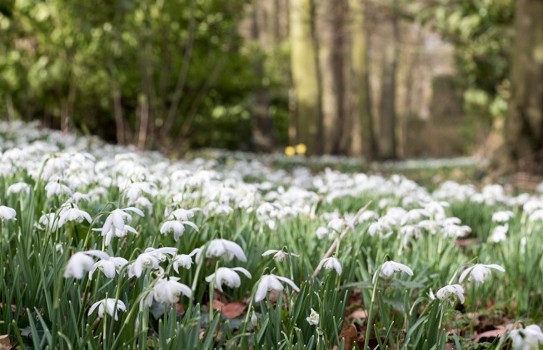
(251, 0, 276, 151)
(137, 94, 149, 150)
(289, 0, 322, 154)
(318, 0, 348, 154)
(349, 0, 376, 158)
(505, 0, 543, 171)
(378, 0, 399, 160)
(112, 83, 125, 145)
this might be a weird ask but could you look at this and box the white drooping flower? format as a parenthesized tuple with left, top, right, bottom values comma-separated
(459, 263, 505, 285)
(151, 277, 192, 305)
(306, 308, 320, 326)
(0, 205, 16, 221)
(368, 220, 392, 237)
(89, 256, 128, 279)
(64, 250, 109, 279)
(7, 182, 30, 195)
(166, 207, 201, 221)
(88, 298, 126, 321)
(436, 284, 465, 304)
(508, 324, 543, 350)
(45, 181, 72, 197)
(205, 267, 252, 292)
(375, 261, 414, 281)
(262, 249, 299, 262)
(491, 210, 514, 223)
(159, 220, 198, 241)
(254, 274, 300, 302)
(58, 204, 92, 227)
(489, 224, 508, 243)
(206, 239, 247, 262)
(96, 207, 143, 246)
(316, 257, 342, 275)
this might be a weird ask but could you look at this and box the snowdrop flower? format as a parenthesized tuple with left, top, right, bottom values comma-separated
(205, 267, 252, 292)
(316, 226, 332, 240)
(328, 218, 344, 232)
(262, 249, 299, 262)
(88, 298, 126, 321)
(254, 274, 300, 302)
(159, 220, 198, 241)
(316, 257, 342, 275)
(167, 208, 200, 221)
(152, 277, 192, 304)
(459, 263, 505, 285)
(58, 205, 92, 226)
(492, 210, 514, 223)
(436, 284, 465, 304)
(206, 239, 247, 262)
(368, 220, 392, 237)
(64, 250, 109, 279)
(489, 224, 508, 243)
(509, 324, 543, 350)
(376, 261, 414, 281)
(7, 182, 30, 195)
(89, 256, 128, 279)
(306, 308, 320, 326)
(172, 255, 193, 272)
(96, 207, 143, 246)
(128, 252, 161, 278)
(0, 205, 16, 221)
(45, 181, 72, 197)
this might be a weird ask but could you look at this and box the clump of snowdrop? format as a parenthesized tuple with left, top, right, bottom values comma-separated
(88, 298, 126, 321)
(435, 284, 465, 304)
(459, 263, 505, 285)
(316, 257, 342, 275)
(508, 324, 543, 350)
(254, 274, 300, 302)
(205, 267, 252, 292)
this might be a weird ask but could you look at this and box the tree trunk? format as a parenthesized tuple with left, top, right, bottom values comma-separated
(318, 0, 348, 154)
(251, 0, 276, 152)
(505, 0, 543, 171)
(289, 0, 322, 154)
(349, 0, 376, 158)
(378, 0, 399, 160)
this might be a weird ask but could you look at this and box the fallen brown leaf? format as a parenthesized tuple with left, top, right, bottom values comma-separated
(0, 334, 11, 349)
(339, 323, 358, 349)
(221, 302, 246, 319)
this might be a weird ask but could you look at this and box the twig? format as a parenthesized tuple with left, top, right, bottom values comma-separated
(311, 201, 372, 279)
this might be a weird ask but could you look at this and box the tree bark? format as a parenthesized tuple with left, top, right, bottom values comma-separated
(318, 0, 348, 154)
(378, 0, 399, 160)
(289, 0, 322, 154)
(505, 0, 543, 171)
(251, 0, 276, 151)
(349, 0, 376, 158)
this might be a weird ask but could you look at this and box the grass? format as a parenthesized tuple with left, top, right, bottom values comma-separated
(0, 121, 542, 349)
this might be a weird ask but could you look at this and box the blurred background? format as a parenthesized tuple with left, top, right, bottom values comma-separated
(0, 0, 541, 166)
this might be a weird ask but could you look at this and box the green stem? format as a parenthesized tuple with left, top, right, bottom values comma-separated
(364, 278, 379, 350)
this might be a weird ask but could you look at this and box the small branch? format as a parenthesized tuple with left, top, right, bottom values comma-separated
(311, 201, 372, 279)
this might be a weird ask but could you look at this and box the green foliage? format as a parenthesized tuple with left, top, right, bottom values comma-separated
(409, 0, 514, 120)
